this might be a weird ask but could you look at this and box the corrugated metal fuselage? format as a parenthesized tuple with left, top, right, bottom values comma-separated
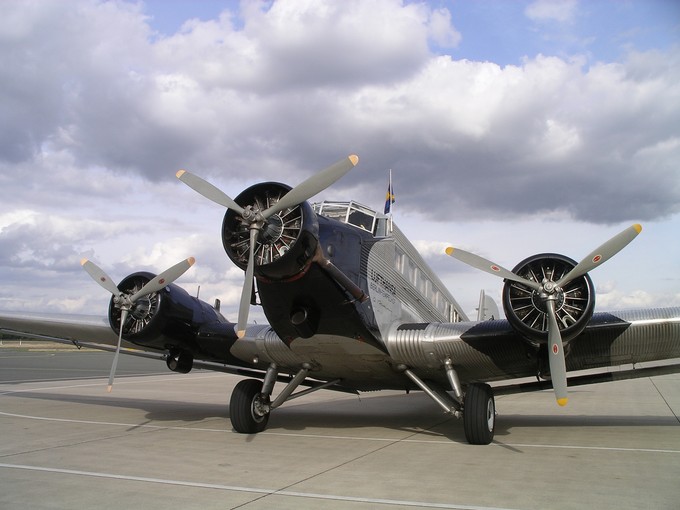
(232, 212, 680, 391)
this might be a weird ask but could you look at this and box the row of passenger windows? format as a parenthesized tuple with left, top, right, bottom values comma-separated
(313, 202, 460, 322)
(395, 246, 460, 322)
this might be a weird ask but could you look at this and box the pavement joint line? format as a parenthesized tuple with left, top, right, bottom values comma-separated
(0, 371, 225, 394)
(0, 462, 522, 510)
(0, 409, 228, 432)
(2, 409, 679, 454)
(498, 442, 680, 454)
(649, 377, 680, 424)
(231, 426, 412, 509)
(3, 372, 680, 455)
(260, 419, 457, 509)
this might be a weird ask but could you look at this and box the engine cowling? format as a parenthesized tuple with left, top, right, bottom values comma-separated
(502, 253, 596, 346)
(221, 182, 320, 281)
(108, 271, 238, 363)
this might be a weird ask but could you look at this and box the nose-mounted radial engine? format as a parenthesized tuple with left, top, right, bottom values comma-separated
(176, 155, 359, 337)
(221, 182, 319, 282)
(446, 224, 642, 407)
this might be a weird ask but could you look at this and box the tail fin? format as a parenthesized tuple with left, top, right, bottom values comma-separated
(476, 290, 499, 321)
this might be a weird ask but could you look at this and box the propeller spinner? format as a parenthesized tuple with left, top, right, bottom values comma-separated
(81, 257, 195, 391)
(177, 155, 359, 338)
(445, 224, 642, 406)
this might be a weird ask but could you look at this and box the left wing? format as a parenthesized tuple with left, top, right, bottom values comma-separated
(446, 223, 643, 406)
(386, 307, 680, 386)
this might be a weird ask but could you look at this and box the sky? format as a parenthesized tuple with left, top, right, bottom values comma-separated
(1, 0, 679, 323)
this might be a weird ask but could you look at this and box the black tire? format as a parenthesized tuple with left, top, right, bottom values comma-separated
(463, 383, 495, 445)
(230, 379, 270, 434)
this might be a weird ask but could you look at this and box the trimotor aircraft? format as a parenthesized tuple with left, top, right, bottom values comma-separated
(1, 155, 679, 444)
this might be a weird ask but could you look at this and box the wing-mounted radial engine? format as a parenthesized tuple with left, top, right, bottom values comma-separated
(446, 224, 642, 407)
(82, 258, 238, 390)
(221, 182, 319, 282)
(108, 271, 229, 348)
(501, 254, 596, 383)
(176, 155, 360, 338)
(502, 253, 596, 348)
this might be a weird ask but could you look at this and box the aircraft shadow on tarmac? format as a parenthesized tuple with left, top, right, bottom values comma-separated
(4, 388, 677, 443)
(3, 388, 463, 439)
(2, 390, 229, 423)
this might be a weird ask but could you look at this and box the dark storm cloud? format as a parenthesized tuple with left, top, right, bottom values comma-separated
(1, 0, 678, 316)
(1, 0, 678, 223)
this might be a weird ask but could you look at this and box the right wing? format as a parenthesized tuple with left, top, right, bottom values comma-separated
(0, 311, 119, 348)
(0, 311, 270, 379)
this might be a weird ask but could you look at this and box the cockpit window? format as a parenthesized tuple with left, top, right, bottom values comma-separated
(313, 201, 383, 234)
(347, 209, 374, 231)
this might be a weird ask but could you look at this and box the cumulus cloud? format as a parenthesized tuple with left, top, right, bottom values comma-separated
(525, 0, 579, 23)
(2, 0, 678, 223)
(1, 0, 678, 315)
(428, 8, 462, 49)
(1, 0, 680, 222)
(0, 209, 124, 270)
(596, 286, 662, 311)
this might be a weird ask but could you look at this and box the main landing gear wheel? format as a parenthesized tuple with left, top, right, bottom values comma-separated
(463, 383, 495, 445)
(230, 379, 270, 434)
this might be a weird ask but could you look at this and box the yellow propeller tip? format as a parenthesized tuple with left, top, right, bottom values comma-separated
(176, 169, 186, 178)
(557, 397, 568, 407)
(106, 385, 113, 393)
(633, 223, 642, 234)
(348, 155, 359, 166)
(237, 330, 246, 339)
(80, 258, 89, 266)
(445, 247, 454, 256)
(187, 256, 196, 266)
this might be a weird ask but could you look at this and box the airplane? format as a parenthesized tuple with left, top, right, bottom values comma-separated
(1, 154, 679, 445)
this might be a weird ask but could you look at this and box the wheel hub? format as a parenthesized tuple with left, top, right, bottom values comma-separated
(251, 394, 270, 421)
(486, 398, 495, 432)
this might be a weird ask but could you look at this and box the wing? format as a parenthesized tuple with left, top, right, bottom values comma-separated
(0, 311, 120, 348)
(385, 307, 680, 389)
(0, 310, 269, 378)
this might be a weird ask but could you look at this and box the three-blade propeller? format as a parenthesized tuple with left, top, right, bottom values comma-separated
(81, 257, 195, 392)
(177, 155, 359, 338)
(445, 223, 641, 406)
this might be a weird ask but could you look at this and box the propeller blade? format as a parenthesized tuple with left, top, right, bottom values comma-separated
(262, 155, 359, 219)
(176, 170, 245, 216)
(556, 224, 642, 288)
(107, 308, 128, 393)
(545, 299, 568, 406)
(445, 247, 542, 291)
(129, 257, 196, 303)
(236, 229, 258, 338)
(81, 259, 122, 297)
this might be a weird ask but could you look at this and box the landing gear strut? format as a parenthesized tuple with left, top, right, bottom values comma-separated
(228, 363, 344, 435)
(399, 362, 496, 445)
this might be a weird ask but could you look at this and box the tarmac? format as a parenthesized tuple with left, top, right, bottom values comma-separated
(1, 347, 679, 510)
